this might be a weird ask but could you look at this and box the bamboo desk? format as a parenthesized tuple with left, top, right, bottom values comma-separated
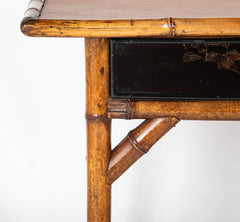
(21, 0, 240, 221)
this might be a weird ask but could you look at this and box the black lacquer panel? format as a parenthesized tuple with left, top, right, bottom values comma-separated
(110, 39, 240, 100)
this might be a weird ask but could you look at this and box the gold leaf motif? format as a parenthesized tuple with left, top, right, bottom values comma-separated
(183, 43, 240, 75)
(183, 52, 202, 63)
(205, 52, 221, 63)
(221, 55, 234, 69)
(228, 50, 240, 61)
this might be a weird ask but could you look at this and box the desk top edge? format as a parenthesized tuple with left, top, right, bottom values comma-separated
(21, 0, 240, 38)
(21, 18, 240, 38)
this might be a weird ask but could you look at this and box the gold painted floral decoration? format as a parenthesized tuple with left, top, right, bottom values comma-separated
(183, 43, 240, 75)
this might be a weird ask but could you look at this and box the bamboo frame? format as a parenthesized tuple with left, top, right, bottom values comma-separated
(85, 40, 181, 222)
(108, 99, 240, 120)
(20, 2, 240, 221)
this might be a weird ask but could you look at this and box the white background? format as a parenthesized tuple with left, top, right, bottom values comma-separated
(1, 1, 240, 221)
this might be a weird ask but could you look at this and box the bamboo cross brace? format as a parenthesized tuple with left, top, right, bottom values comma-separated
(108, 99, 240, 120)
(107, 117, 179, 184)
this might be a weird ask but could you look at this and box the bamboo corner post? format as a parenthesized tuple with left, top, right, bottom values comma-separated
(84, 39, 181, 221)
(85, 38, 111, 222)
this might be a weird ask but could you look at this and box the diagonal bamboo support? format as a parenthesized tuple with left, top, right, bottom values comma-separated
(107, 117, 179, 184)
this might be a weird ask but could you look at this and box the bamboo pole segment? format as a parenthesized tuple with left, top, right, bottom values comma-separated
(21, 18, 240, 38)
(107, 117, 179, 184)
(173, 18, 240, 38)
(85, 38, 111, 222)
(108, 99, 240, 120)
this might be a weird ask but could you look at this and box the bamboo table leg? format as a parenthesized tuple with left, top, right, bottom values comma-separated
(85, 38, 111, 222)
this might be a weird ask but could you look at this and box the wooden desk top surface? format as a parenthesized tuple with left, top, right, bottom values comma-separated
(41, 0, 240, 20)
(21, 0, 240, 38)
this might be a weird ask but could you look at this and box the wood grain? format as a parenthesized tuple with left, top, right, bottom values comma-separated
(38, 0, 240, 20)
(108, 99, 240, 120)
(107, 117, 179, 184)
(85, 38, 111, 222)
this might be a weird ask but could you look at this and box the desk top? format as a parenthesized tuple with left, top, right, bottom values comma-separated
(21, 0, 240, 38)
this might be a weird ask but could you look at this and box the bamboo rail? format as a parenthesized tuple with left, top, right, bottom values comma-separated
(21, 18, 240, 38)
(108, 99, 240, 120)
(107, 117, 179, 184)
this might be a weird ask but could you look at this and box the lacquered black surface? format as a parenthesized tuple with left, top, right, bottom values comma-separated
(110, 39, 240, 100)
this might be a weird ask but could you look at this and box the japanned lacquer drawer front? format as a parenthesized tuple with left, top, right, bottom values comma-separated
(110, 39, 240, 100)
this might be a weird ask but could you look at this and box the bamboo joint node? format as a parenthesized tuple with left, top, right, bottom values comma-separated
(108, 99, 131, 119)
(127, 132, 147, 154)
(85, 114, 110, 122)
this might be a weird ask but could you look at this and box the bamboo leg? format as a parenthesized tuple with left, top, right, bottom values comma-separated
(85, 38, 111, 222)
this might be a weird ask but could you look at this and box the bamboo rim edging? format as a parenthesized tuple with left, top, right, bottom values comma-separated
(107, 117, 179, 184)
(21, 0, 45, 30)
(21, 18, 240, 38)
(108, 99, 240, 120)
